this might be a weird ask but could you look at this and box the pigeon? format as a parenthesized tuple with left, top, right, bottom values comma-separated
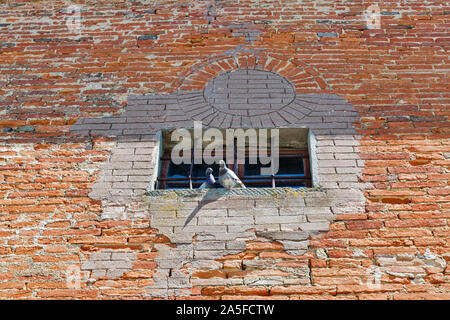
(199, 167, 216, 189)
(218, 160, 246, 190)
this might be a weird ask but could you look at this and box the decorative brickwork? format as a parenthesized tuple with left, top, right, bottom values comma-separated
(203, 69, 296, 116)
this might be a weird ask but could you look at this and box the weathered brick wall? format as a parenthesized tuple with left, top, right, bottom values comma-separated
(0, 0, 449, 299)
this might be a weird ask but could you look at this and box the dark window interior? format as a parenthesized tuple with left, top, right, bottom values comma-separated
(158, 148, 311, 190)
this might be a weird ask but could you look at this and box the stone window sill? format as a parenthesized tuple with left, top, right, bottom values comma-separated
(145, 187, 323, 200)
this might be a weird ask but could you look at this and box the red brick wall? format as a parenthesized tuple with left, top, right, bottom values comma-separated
(0, 0, 449, 299)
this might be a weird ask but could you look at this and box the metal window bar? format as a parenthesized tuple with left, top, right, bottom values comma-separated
(188, 146, 194, 189)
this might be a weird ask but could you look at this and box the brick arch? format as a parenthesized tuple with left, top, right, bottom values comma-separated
(173, 53, 329, 93)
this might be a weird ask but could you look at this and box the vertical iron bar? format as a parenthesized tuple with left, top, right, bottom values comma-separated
(189, 148, 194, 189)
(233, 137, 238, 173)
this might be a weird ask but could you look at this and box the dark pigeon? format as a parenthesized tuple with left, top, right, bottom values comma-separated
(199, 167, 215, 189)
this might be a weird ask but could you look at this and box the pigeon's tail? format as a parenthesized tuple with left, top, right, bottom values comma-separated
(235, 180, 246, 188)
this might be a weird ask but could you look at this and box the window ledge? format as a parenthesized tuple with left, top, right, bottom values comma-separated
(145, 187, 323, 200)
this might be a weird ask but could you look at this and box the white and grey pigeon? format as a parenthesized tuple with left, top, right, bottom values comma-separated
(199, 167, 216, 189)
(218, 160, 246, 190)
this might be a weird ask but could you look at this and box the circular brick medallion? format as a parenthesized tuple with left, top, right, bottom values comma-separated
(203, 69, 296, 116)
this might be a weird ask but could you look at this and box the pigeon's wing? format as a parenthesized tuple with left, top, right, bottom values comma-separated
(201, 172, 216, 189)
(218, 172, 233, 189)
(225, 168, 240, 180)
(226, 168, 246, 188)
(207, 174, 216, 184)
(234, 179, 246, 188)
